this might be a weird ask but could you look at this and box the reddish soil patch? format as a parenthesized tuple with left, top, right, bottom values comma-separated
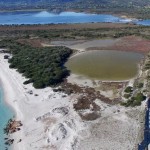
(87, 36, 150, 54)
(58, 81, 123, 120)
(60, 82, 118, 105)
(74, 96, 100, 111)
(79, 112, 101, 121)
(112, 36, 150, 53)
(55, 82, 106, 121)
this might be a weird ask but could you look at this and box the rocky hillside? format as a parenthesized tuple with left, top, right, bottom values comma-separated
(0, 0, 150, 18)
(1, 0, 150, 7)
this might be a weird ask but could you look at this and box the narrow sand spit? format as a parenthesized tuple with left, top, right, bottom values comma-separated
(0, 53, 86, 150)
(0, 53, 145, 150)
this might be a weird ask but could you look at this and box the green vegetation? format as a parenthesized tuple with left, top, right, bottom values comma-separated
(0, 24, 149, 106)
(137, 82, 144, 88)
(123, 93, 131, 99)
(1, 25, 150, 40)
(134, 92, 146, 101)
(145, 61, 150, 70)
(124, 86, 133, 93)
(122, 51, 150, 107)
(0, 39, 73, 88)
(123, 84, 146, 107)
(0, 27, 130, 39)
(122, 92, 146, 107)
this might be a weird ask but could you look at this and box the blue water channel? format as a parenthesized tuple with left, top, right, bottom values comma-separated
(0, 11, 149, 25)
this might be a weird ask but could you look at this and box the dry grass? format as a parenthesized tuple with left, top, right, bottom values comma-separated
(0, 23, 137, 31)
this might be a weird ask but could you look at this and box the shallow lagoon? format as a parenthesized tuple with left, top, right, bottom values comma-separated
(0, 11, 149, 25)
(66, 50, 143, 81)
(0, 11, 139, 25)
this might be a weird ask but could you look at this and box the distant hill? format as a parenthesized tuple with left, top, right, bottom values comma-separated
(0, 0, 150, 18)
(1, 0, 150, 7)
(0, 0, 74, 5)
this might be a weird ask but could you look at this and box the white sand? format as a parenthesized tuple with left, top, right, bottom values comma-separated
(0, 53, 86, 150)
(0, 53, 145, 150)
(78, 100, 145, 150)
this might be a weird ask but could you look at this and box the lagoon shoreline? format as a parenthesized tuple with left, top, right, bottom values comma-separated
(0, 11, 146, 25)
(0, 49, 145, 149)
(0, 52, 86, 150)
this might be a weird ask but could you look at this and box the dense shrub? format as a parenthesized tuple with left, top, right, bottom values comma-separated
(124, 86, 133, 93)
(121, 92, 146, 107)
(134, 92, 146, 102)
(137, 83, 144, 88)
(23, 79, 33, 85)
(124, 93, 131, 99)
(0, 40, 73, 88)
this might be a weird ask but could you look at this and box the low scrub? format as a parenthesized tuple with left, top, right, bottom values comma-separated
(121, 92, 146, 107)
(0, 39, 73, 88)
(124, 86, 133, 93)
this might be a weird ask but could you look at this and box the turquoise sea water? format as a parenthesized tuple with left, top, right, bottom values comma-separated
(0, 11, 149, 25)
(0, 87, 14, 150)
(0, 10, 149, 150)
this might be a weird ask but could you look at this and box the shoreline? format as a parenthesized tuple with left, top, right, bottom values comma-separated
(66, 48, 145, 86)
(0, 77, 16, 118)
(0, 54, 24, 150)
(0, 11, 142, 26)
(0, 49, 146, 149)
(0, 81, 14, 150)
(0, 57, 23, 120)
(0, 52, 86, 150)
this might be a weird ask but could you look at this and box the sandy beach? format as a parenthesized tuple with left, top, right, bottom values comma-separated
(0, 51, 146, 150)
(0, 52, 86, 150)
